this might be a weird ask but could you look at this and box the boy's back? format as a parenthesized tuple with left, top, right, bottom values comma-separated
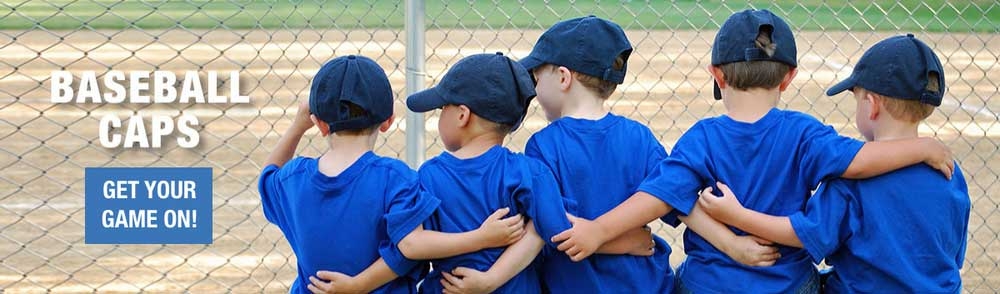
(259, 152, 436, 293)
(793, 164, 969, 293)
(526, 114, 673, 293)
(640, 108, 863, 292)
(418, 145, 570, 294)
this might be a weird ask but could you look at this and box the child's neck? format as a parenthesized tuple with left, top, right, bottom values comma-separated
(450, 131, 504, 159)
(317, 133, 376, 177)
(872, 119, 920, 142)
(722, 88, 780, 123)
(561, 91, 608, 120)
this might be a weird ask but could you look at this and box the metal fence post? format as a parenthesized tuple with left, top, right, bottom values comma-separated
(405, 0, 426, 169)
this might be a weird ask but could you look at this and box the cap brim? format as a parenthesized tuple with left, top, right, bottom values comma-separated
(825, 76, 858, 96)
(518, 55, 545, 71)
(406, 87, 449, 113)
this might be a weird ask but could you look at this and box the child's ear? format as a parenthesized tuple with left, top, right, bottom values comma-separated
(379, 114, 395, 133)
(311, 114, 331, 137)
(456, 105, 472, 128)
(778, 67, 798, 91)
(557, 66, 573, 91)
(707, 65, 727, 89)
(867, 92, 882, 121)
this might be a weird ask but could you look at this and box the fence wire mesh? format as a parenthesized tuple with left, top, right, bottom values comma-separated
(0, 1, 997, 292)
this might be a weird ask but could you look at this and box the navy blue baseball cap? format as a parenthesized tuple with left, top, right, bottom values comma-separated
(407, 52, 536, 131)
(520, 15, 632, 84)
(826, 34, 945, 106)
(711, 9, 797, 100)
(309, 55, 394, 132)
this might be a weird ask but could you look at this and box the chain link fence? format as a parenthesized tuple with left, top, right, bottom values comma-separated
(1, 1, 997, 292)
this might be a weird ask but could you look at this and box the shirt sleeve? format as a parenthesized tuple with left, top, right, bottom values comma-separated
(637, 127, 708, 226)
(789, 179, 858, 263)
(524, 135, 579, 215)
(516, 161, 573, 246)
(384, 170, 441, 245)
(257, 163, 283, 225)
(799, 120, 864, 188)
(378, 239, 424, 278)
(952, 167, 970, 268)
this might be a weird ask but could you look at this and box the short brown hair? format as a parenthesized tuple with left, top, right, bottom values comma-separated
(878, 72, 940, 123)
(334, 103, 380, 136)
(573, 54, 626, 99)
(719, 28, 792, 91)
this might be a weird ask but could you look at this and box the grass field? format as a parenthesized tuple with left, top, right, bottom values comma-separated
(1, 0, 998, 32)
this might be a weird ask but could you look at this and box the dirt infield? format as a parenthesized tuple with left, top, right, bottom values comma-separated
(1, 28, 998, 292)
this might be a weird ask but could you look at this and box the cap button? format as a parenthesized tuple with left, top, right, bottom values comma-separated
(495, 52, 504, 56)
(906, 33, 915, 38)
(347, 55, 356, 59)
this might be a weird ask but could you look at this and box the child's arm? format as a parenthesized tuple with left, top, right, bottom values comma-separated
(306, 258, 397, 294)
(844, 138, 953, 179)
(679, 204, 781, 266)
(439, 221, 544, 294)
(264, 101, 314, 168)
(551, 191, 673, 261)
(697, 183, 802, 247)
(593, 224, 655, 256)
(398, 208, 525, 260)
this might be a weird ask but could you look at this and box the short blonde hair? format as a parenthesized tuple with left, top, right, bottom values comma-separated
(881, 97, 935, 123)
(876, 72, 940, 123)
(539, 54, 626, 99)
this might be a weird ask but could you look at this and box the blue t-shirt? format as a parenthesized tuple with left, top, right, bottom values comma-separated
(258, 152, 439, 294)
(525, 114, 674, 293)
(791, 164, 970, 293)
(417, 145, 572, 294)
(638, 108, 865, 293)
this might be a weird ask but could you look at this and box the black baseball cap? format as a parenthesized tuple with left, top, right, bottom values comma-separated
(309, 55, 394, 132)
(826, 34, 945, 106)
(407, 52, 536, 131)
(520, 15, 632, 84)
(711, 9, 798, 100)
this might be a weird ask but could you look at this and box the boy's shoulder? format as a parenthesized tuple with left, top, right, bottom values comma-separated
(265, 156, 316, 180)
(531, 113, 655, 141)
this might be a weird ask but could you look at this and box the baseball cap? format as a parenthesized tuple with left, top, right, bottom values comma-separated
(826, 34, 945, 106)
(520, 15, 632, 84)
(309, 55, 394, 132)
(407, 52, 536, 131)
(711, 9, 797, 100)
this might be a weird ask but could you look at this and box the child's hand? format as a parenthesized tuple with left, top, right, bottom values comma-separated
(291, 100, 315, 133)
(441, 267, 498, 294)
(476, 207, 525, 248)
(697, 182, 745, 224)
(722, 235, 781, 267)
(552, 213, 610, 262)
(921, 137, 954, 180)
(307, 271, 364, 294)
(611, 223, 655, 257)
